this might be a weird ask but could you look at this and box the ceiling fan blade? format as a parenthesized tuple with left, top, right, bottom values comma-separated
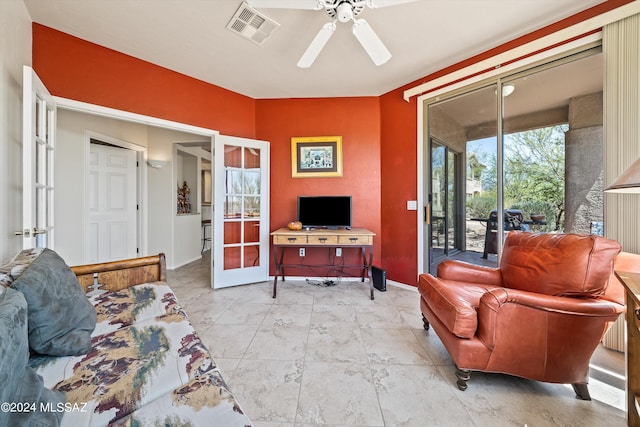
(352, 19, 391, 66)
(247, 0, 323, 10)
(297, 21, 337, 68)
(366, 0, 419, 8)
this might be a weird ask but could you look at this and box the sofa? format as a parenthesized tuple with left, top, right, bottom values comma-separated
(418, 231, 625, 399)
(0, 248, 252, 427)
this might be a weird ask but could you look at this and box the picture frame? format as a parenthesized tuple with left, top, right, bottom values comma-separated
(291, 136, 343, 178)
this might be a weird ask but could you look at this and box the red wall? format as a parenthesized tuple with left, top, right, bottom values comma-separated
(32, 24, 256, 138)
(379, 92, 418, 285)
(256, 98, 382, 276)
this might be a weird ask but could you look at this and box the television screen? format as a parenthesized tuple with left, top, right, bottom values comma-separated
(297, 196, 352, 229)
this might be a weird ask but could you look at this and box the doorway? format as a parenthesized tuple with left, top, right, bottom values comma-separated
(88, 139, 139, 263)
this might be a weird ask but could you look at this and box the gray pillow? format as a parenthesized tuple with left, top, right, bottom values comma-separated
(11, 248, 97, 356)
(0, 287, 66, 427)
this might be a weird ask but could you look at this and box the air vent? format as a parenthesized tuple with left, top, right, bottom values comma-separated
(227, 2, 280, 45)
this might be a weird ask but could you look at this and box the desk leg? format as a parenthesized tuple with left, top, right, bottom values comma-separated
(361, 246, 374, 300)
(273, 246, 286, 298)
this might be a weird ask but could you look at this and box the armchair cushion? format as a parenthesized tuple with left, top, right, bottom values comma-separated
(500, 232, 621, 297)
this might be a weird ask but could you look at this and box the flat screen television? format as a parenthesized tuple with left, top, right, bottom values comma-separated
(297, 196, 352, 229)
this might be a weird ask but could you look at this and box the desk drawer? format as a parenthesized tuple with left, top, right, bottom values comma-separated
(274, 235, 307, 245)
(308, 235, 338, 245)
(338, 235, 372, 245)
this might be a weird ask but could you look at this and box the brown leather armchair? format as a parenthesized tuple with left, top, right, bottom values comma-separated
(418, 231, 624, 400)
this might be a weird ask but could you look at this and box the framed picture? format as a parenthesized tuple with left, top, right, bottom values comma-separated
(291, 136, 343, 178)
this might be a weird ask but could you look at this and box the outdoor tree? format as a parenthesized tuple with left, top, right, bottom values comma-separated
(467, 125, 567, 231)
(504, 125, 567, 230)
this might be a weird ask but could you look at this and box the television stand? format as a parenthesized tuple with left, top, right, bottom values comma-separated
(270, 227, 376, 299)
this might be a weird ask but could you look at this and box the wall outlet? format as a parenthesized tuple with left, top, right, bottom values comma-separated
(336, 247, 342, 257)
(299, 248, 305, 257)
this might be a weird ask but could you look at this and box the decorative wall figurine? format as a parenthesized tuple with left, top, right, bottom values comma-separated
(177, 181, 191, 214)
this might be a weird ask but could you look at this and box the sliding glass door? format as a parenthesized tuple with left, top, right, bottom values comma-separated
(430, 141, 462, 263)
(422, 46, 602, 274)
(425, 85, 497, 273)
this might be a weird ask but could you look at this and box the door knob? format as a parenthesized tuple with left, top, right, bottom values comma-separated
(33, 228, 47, 235)
(14, 229, 31, 237)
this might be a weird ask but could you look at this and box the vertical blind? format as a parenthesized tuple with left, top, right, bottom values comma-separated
(602, 12, 640, 352)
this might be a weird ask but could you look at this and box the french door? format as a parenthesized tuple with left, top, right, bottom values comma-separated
(21, 66, 56, 249)
(212, 135, 269, 288)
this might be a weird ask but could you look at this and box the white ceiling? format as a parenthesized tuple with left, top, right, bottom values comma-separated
(23, 0, 605, 99)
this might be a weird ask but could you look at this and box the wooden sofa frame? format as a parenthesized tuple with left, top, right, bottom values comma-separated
(71, 253, 166, 292)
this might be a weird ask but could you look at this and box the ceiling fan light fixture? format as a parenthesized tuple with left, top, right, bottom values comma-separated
(251, 0, 418, 68)
(336, 2, 354, 22)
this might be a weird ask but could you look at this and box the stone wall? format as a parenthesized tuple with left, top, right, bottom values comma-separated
(564, 92, 603, 234)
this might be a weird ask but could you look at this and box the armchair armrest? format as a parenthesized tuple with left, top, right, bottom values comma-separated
(437, 260, 502, 287)
(477, 287, 625, 349)
(481, 287, 625, 317)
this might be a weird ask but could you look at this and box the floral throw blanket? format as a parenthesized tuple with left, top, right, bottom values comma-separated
(29, 283, 252, 427)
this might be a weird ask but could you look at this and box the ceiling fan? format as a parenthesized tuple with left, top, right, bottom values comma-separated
(247, 0, 419, 68)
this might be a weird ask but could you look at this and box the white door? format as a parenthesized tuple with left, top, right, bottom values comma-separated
(21, 66, 56, 249)
(88, 142, 138, 263)
(212, 135, 269, 288)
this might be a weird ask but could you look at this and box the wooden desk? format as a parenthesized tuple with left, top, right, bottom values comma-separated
(270, 227, 376, 300)
(616, 270, 640, 427)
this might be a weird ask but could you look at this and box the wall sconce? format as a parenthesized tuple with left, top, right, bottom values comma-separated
(502, 84, 515, 97)
(147, 159, 169, 169)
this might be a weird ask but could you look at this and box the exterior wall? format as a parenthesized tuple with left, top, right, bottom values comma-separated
(0, 1, 32, 262)
(565, 92, 603, 234)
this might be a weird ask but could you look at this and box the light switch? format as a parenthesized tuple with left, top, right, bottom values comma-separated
(407, 200, 417, 210)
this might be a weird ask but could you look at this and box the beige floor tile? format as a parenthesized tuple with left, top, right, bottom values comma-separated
(230, 359, 303, 423)
(305, 325, 368, 363)
(169, 255, 625, 426)
(263, 303, 313, 328)
(244, 326, 309, 360)
(361, 328, 433, 365)
(296, 361, 384, 426)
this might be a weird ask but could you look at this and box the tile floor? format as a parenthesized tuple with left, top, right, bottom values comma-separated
(167, 255, 626, 427)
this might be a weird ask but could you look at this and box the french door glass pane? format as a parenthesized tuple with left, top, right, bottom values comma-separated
(224, 247, 241, 270)
(222, 144, 264, 271)
(243, 245, 259, 268)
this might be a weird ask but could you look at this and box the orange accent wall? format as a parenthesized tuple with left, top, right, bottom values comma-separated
(32, 24, 255, 137)
(256, 98, 382, 276)
(379, 91, 418, 285)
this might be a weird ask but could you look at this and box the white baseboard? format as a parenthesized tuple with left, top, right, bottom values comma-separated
(267, 275, 417, 291)
(169, 255, 203, 270)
